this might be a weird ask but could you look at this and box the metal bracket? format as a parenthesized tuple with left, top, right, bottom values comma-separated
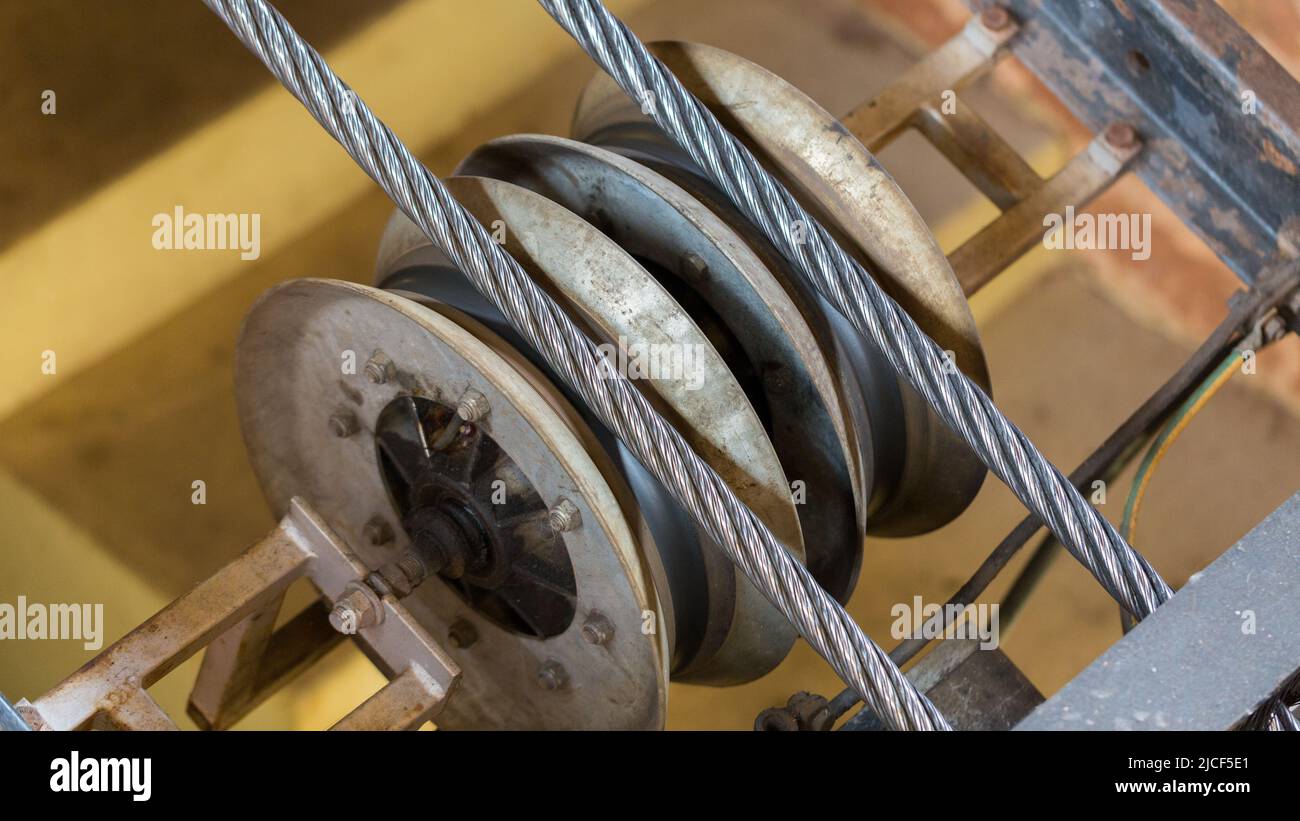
(12, 498, 460, 731)
(842, 7, 1141, 295)
(967, 0, 1300, 282)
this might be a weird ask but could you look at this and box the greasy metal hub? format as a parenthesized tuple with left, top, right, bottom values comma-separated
(376, 394, 577, 639)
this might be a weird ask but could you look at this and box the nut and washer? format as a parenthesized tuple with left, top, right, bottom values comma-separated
(581, 611, 615, 646)
(548, 498, 582, 533)
(365, 351, 395, 385)
(328, 583, 383, 635)
(456, 388, 491, 422)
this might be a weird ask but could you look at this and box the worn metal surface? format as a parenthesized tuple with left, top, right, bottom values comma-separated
(842, 11, 1138, 296)
(841, 11, 1018, 149)
(19, 521, 312, 731)
(843, 639, 1043, 731)
(189, 602, 342, 730)
(236, 279, 668, 728)
(968, 0, 1300, 281)
(16, 497, 461, 731)
(330, 664, 447, 731)
(1019, 493, 1300, 730)
(377, 173, 810, 680)
(949, 131, 1139, 294)
(456, 136, 863, 624)
(188, 580, 286, 729)
(573, 40, 990, 537)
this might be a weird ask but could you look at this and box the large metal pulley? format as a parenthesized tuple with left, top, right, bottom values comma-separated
(236, 42, 990, 726)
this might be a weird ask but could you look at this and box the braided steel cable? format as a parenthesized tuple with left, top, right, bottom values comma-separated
(539, 0, 1174, 621)
(200, 0, 950, 731)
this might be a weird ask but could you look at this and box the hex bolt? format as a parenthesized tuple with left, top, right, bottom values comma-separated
(537, 659, 569, 691)
(581, 611, 614, 646)
(456, 388, 490, 423)
(363, 516, 394, 546)
(447, 619, 478, 649)
(548, 498, 582, 533)
(1104, 122, 1140, 151)
(364, 351, 394, 385)
(328, 585, 382, 635)
(681, 251, 709, 279)
(329, 411, 360, 438)
(1262, 314, 1287, 343)
(980, 5, 1011, 31)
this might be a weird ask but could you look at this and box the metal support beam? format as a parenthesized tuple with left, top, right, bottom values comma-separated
(968, 0, 1300, 281)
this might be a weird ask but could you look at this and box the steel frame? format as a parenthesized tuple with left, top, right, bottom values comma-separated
(967, 0, 1300, 283)
(12, 499, 460, 731)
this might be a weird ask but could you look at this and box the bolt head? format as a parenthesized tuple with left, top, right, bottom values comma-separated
(537, 659, 569, 691)
(980, 5, 1011, 31)
(581, 611, 614, 646)
(328, 603, 358, 634)
(681, 251, 709, 278)
(548, 498, 582, 533)
(448, 619, 478, 649)
(329, 411, 359, 438)
(363, 517, 394, 546)
(365, 352, 394, 385)
(328, 586, 380, 634)
(456, 389, 490, 423)
(1104, 122, 1139, 150)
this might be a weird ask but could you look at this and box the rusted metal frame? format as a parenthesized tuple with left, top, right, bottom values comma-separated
(19, 525, 312, 730)
(18, 498, 460, 731)
(912, 102, 1040, 209)
(949, 130, 1140, 294)
(965, 0, 1300, 282)
(842, 9, 1138, 295)
(187, 599, 344, 730)
(841, 12, 1019, 149)
(186, 587, 286, 729)
(189, 499, 461, 730)
(331, 664, 446, 731)
(93, 688, 178, 731)
(189, 601, 342, 729)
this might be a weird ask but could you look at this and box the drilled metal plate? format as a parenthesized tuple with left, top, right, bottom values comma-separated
(377, 174, 808, 682)
(236, 279, 667, 728)
(455, 135, 864, 618)
(573, 41, 989, 536)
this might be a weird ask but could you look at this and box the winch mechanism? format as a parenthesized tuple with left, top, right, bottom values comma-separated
(234, 42, 988, 728)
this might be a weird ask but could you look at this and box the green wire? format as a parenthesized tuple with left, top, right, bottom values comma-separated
(1121, 350, 1240, 542)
